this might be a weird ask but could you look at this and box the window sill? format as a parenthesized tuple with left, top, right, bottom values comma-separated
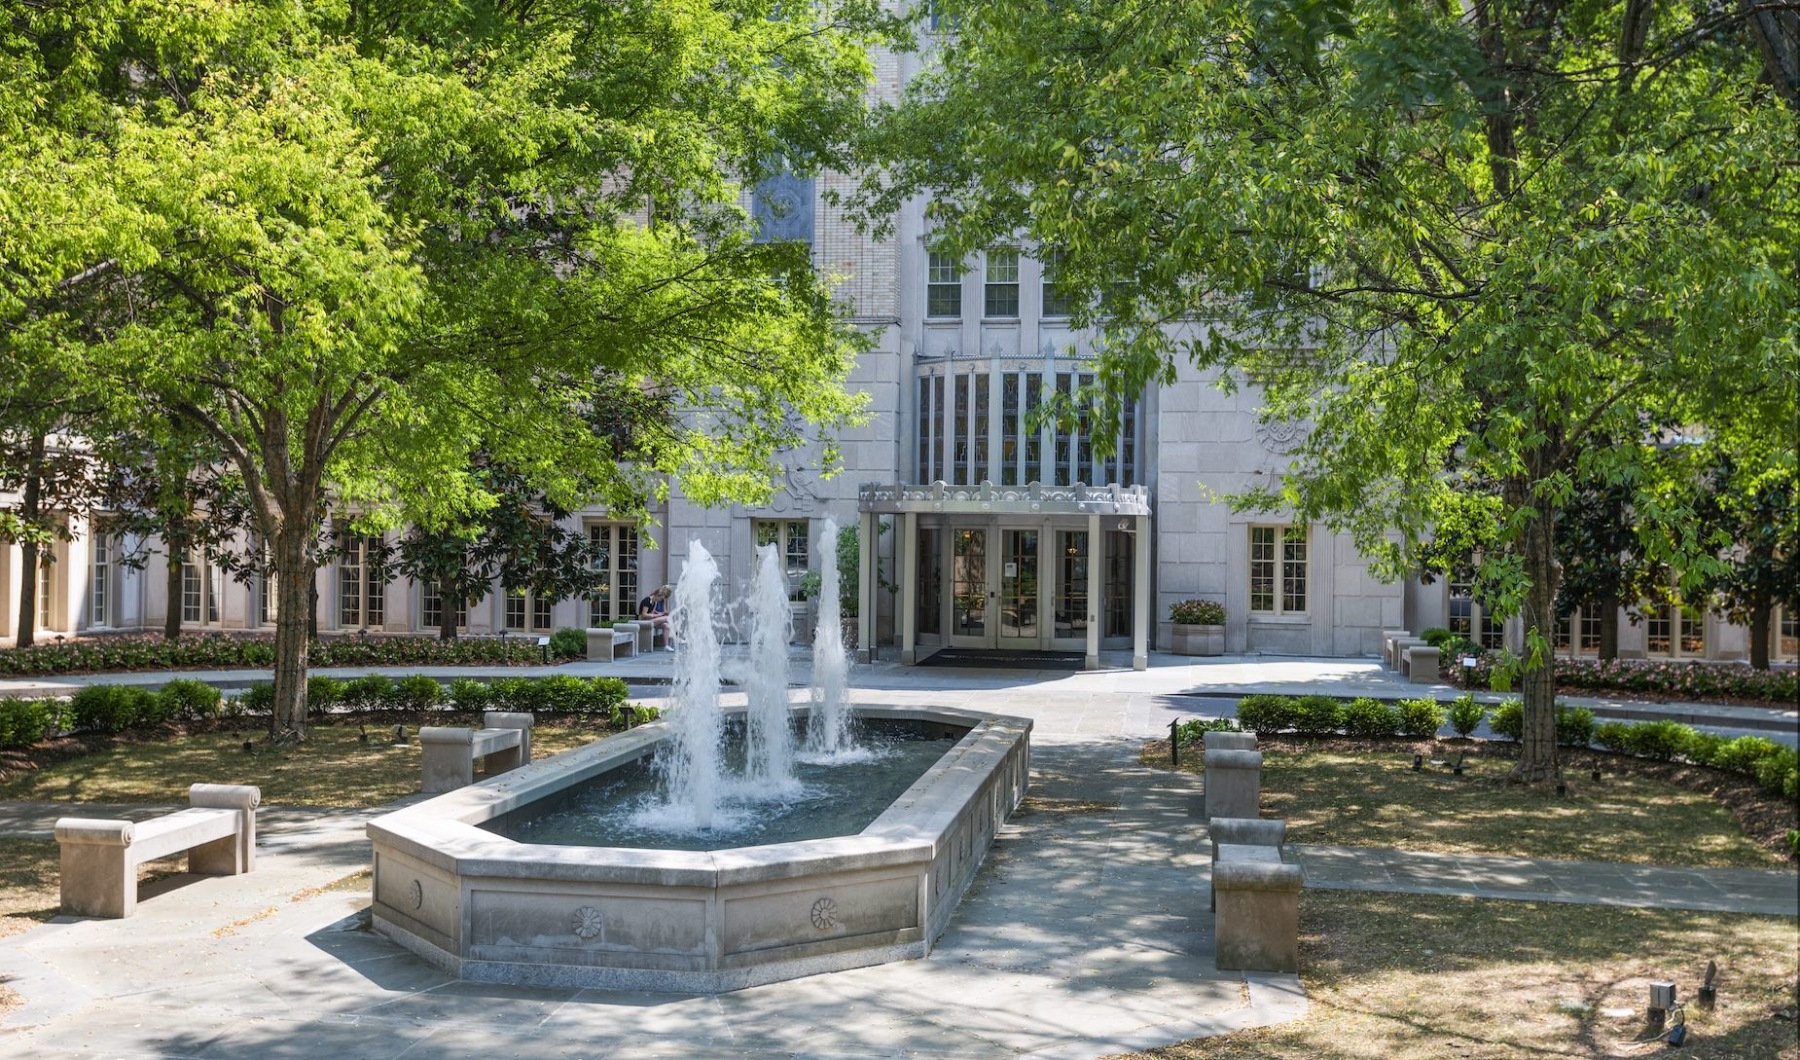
(1247, 613, 1310, 623)
(981, 317, 1021, 325)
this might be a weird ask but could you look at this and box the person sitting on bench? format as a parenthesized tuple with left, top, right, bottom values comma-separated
(638, 584, 675, 650)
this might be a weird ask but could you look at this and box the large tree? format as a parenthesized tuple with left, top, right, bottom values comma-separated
(4, 1, 883, 736)
(862, 0, 1799, 780)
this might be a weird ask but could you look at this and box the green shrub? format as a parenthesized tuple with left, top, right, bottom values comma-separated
(159, 679, 223, 722)
(394, 674, 443, 712)
(1787, 830, 1799, 858)
(1236, 695, 1297, 735)
(1680, 730, 1727, 766)
(1419, 627, 1454, 650)
(1712, 736, 1783, 775)
(307, 676, 346, 714)
(1555, 704, 1595, 748)
(1397, 697, 1446, 738)
(69, 684, 158, 733)
(588, 677, 630, 715)
(549, 627, 588, 658)
(237, 682, 275, 715)
(1593, 721, 1635, 753)
(1613, 719, 1687, 760)
(342, 675, 395, 712)
(1446, 694, 1485, 738)
(1174, 717, 1240, 747)
(1754, 747, 1797, 797)
(447, 678, 492, 714)
(0, 696, 61, 749)
(1169, 599, 1225, 625)
(1341, 697, 1399, 739)
(1292, 695, 1344, 737)
(487, 677, 533, 708)
(523, 674, 589, 713)
(1488, 699, 1524, 741)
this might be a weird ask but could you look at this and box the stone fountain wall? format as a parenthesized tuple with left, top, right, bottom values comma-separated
(367, 706, 1030, 993)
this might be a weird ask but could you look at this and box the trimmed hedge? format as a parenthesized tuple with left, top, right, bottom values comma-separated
(1447, 694, 1486, 738)
(1342, 697, 1400, 738)
(0, 696, 63, 749)
(1236, 694, 1298, 735)
(0, 632, 584, 678)
(1488, 699, 1594, 746)
(1397, 697, 1447, 738)
(1592, 720, 1798, 806)
(1173, 717, 1241, 748)
(1455, 652, 1797, 705)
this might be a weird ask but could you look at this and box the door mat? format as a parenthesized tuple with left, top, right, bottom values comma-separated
(918, 649, 1085, 671)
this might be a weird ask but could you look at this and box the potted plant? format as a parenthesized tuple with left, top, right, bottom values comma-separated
(1169, 599, 1226, 656)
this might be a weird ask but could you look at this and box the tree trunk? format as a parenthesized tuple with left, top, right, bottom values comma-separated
(14, 432, 46, 648)
(1511, 476, 1562, 784)
(1598, 590, 1619, 660)
(438, 575, 458, 641)
(271, 525, 315, 738)
(1749, 602, 1771, 670)
(164, 551, 184, 641)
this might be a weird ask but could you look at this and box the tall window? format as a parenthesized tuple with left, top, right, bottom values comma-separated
(1554, 608, 1602, 656)
(984, 248, 1019, 317)
(1041, 250, 1072, 316)
(505, 590, 556, 632)
(1777, 606, 1798, 663)
(920, 366, 1138, 487)
(1447, 568, 1505, 648)
(1646, 601, 1704, 657)
(1055, 530, 1088, 637)
(337, 533, 385, 629)
(422, 580, 467, 631)
(587, 523, 640, 625)
(1104, 530, 1133, 637)
(927, 252, 962, 317)
(1250, 525, 1307, 614)
(182, 553, 222, 625)
(754, 519, 811, 599)
(91, 535, 111, 628)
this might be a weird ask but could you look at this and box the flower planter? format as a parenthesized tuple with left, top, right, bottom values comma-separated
(1171, 623, 1225, 656)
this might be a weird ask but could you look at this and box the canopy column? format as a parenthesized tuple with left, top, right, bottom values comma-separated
(900, 511, 918, 665)
(857, 510, 878, 663)
(1133, 513, 1150, 670)
(1085, 513, 1102, 670)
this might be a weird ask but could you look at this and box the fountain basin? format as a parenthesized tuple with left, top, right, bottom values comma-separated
(366, 705, 1031, 992)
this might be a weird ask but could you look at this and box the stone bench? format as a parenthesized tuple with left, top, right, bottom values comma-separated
(1385, 633, 1423, 670)
(586, 627, 637, 663)
(1207, 816, 1285, 910)
(1202, 747, 1263, 821)
(55, 783, 260, 918)
(420, 711, 535, 794)
(1213, 841, 1303, 973)
(1203, 730, 1257, 753)
(1402, 644, 1441, 684)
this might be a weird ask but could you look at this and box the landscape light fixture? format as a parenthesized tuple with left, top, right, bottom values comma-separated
(1411, 753, 1423, 772)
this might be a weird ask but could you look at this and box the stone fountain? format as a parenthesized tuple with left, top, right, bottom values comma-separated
(366, 537, 1031, 992)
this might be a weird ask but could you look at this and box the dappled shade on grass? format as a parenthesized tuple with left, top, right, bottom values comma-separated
(0, 720, 624, 808)
(1115, 891, 1800, 1060)
(1146, 742, 1785, 869)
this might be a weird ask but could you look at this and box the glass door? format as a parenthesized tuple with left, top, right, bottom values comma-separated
(949, 526, 993, 647)
(998, 528, 1041, 649)
(1050, 529, 1090, 650)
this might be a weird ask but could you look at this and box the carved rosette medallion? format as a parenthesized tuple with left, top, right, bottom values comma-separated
(408, 879, 423, 910)
(1256, 419, 1306, 454)
(572, 905, 605, 941)
(809, 897, 840, 931)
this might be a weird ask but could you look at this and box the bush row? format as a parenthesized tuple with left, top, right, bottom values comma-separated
(1592, 722, 1798, 803)
(1234, 694, 1447, 739)
(0, 674, 638, 748)
(1485, 699, 1596, 747)
(1455, 653, 1797, 705)
(0, 629, 589, 677)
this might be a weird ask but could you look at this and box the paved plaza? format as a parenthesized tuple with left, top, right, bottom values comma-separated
(1, 657, 1794, 1058)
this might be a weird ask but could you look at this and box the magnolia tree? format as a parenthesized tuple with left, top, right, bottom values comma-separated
(861, 0, 1799, 781)
(3, 1, 889, 737)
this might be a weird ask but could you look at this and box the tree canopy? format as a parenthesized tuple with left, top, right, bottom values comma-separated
(3, 0, 890, 732)
(862, 0, 1799, 779)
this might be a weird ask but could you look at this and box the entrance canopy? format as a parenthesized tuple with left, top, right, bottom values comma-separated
(856, 481, 1153, 671)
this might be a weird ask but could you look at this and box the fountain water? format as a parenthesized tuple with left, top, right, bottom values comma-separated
(659, 543, 723, 828)
(807, 516, 854, 756)
(743, 543, 796, 791)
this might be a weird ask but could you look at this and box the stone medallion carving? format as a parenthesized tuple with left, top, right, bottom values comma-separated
(572, 905, 605, 941)
(1256, 418, 1306, 454)
(408, 879, 423, 910)
(809, 897, 840, 931)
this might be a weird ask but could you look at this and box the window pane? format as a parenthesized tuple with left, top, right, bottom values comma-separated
(1281, 526, 1307, 614)
(984, 249, 1019, 316)
(1105, 530, 1132, 637)
(1057, 530, 1088, 637)
(917, 376, 935, 482)
(1024, 373, 1043, 484)
(91, 535, 109, 626)
(972, 373, 989, 483)
(506, 593, 527, 631)
(952, 374, 970, 484)
(534, 593, 554, 630)
(927, 252, 961, 317)
(1250, 527, 1275, 612)
(1001, 373, 1020, 486)
(1647, 605, 1671, 654)
(1042, 250, 1071, 316)
(917, 527, 942, 637)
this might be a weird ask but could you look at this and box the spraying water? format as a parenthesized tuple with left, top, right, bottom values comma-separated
(744, 543, 796, 791)
(807, 517, 855, 756)
(660, 543, 723, 829)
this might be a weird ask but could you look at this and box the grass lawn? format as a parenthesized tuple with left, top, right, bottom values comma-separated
(1146, 740, 1788, 869)
(0, 719, 624, 808)
(1112, 890, 1799, 1060)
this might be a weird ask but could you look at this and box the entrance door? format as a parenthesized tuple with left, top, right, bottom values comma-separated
(997, 528, 1041, 649)
(1050, 529, 1090, 651)
(949, 526, 992, 647)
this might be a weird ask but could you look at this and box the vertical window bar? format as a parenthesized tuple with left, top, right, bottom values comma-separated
(1025, 372, 1042, 484)
(973, 372, 990, 484)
